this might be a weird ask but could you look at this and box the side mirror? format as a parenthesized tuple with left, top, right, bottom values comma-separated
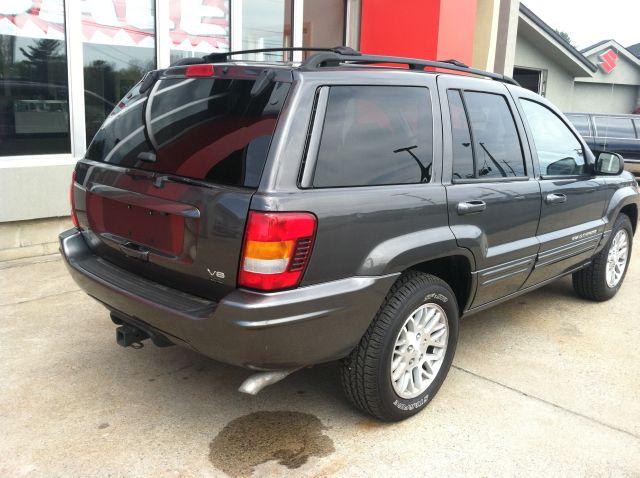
(595, 152, 624, 175)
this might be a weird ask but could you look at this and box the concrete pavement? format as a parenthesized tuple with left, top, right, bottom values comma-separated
(1, 241, 639, 477)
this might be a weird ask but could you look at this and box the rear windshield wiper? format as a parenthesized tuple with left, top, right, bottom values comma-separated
(152, 174, 216, 189)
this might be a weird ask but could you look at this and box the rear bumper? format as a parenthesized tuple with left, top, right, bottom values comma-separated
(60, 229, 397, 370)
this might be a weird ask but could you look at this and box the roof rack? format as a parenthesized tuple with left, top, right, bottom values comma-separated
(301, 51, 519, 85)
(199, 46, 360, 64)
(176, 45, 518, 86)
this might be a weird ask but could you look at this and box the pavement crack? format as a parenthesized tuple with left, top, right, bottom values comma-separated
(452, 364, 640, 441)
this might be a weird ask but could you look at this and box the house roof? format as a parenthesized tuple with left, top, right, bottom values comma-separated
(581, 39, 640, 70)
(519, 4, 597, 73)
(629, 43, 640, 59)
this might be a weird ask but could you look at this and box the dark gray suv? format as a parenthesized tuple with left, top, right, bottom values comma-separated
(60, 47, 639, 421)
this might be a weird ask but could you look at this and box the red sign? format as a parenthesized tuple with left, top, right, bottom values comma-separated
(599, 48, 619, 74)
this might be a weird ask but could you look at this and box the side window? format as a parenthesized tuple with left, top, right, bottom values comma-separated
(594, 116, 636, 139)
(463, 91, 526, 178)
(447, 90, 474, 180)
(312, 86, 434, 187)
(520, 100, 586, 176)
(566, 115, 591, 137)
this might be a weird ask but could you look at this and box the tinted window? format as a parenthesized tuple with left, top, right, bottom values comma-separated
(520, 100, 586, 176)
(566, 115, 591, 136)
(463, 92, 526, 178)
(447, 90, 474, 180)
(313, 86, 434, 187)
(86, 78, 290, 189)
(0, 1, 70, 156)
(594, 116, 636, 139)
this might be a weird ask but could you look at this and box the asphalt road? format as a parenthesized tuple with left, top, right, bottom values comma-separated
(1, 240, 639, 477)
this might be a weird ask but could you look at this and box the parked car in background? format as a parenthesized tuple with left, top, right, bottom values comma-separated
(566, 113, 640, 177)
(61, 47, 639, 422)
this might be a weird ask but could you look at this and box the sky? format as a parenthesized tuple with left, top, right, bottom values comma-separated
(523, 0, 639, 50)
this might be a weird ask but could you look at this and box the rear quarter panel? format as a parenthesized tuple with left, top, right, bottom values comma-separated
(252, 70, 473, 286)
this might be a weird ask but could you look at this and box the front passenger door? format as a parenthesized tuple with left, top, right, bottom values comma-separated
(515, 94, 607, 287)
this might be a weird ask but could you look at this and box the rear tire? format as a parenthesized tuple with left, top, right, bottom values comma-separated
(340, 271, 459, 422)
(572, 214, 633, 301)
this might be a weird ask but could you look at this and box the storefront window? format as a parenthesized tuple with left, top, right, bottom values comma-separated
(302, 0, 345, 58)
(0, 1, 70, 156)
(82, 0, 156, 143)
(169, 0, 229, 65)
(242, 0, 292, 61)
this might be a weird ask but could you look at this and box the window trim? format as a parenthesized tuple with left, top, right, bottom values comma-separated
(299, 86, 329, 188)
(519, 98, 591, 180)
(300, 84, 437, 190)
(449, 89, 529, 184)
(593, 115, 638, 140)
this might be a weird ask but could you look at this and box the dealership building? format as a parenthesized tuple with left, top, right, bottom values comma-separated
(1, 0, 639, 259)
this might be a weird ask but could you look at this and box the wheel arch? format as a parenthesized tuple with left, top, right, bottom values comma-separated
(406, 255, 474, 315)
(620, 203, 637, 235)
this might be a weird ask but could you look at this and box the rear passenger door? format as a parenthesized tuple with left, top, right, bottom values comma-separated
(438, 76, 541, 308)
(512, 90, 608, 286)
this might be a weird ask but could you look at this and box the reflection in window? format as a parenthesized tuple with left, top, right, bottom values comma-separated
(169, 0, 229, 65)
(447, 90, 474, 180)
(0, 2, 70, 156)
(521, 100, 585, 176)
(242, 0, 292, 61)
(464, 92, 526, 178)
(313, 86, 434, 187)
(82, 0, 156, 144)
(302, 0, 345, 59)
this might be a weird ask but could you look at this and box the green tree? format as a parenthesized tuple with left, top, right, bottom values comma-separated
(555, 29, 574, 47)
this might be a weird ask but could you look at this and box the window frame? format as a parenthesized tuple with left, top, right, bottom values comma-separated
(518, 98, 590, 180)
(299, 83, 438, 190)
(449, 88, 530, 184)
(593, 115, 638, 140)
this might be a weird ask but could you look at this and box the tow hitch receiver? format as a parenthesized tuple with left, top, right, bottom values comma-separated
(116, 324, 149, 348)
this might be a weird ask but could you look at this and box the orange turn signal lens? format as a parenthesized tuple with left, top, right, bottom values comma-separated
(244, 240, 295, 260)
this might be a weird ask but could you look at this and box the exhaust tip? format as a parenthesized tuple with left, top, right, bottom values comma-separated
(238, 369, 299, 395)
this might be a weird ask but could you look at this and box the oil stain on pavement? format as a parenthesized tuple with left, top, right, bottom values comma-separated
(209, 411, 334, 477)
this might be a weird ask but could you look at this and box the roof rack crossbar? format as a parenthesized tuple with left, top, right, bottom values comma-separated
(201, 46, 360, 63)
(301, 52, 519, 86)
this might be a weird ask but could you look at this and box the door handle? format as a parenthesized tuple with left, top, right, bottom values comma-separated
(545, 193, 567, 204)
(457, 200, 487, 215)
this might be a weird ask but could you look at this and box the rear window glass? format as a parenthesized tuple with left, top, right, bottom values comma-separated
(86, 77, 290, 189)
(594, 116, 636, 139)
(312, 86, 434, 188)
(566, 115, 591, 136)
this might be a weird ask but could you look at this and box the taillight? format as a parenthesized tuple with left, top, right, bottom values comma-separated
(238, 211, 317, 291)
(70, 169, 79, 228)
(185, 64, 215, 77)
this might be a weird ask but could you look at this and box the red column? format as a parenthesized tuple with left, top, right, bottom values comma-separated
(359, 0, 477, 66)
